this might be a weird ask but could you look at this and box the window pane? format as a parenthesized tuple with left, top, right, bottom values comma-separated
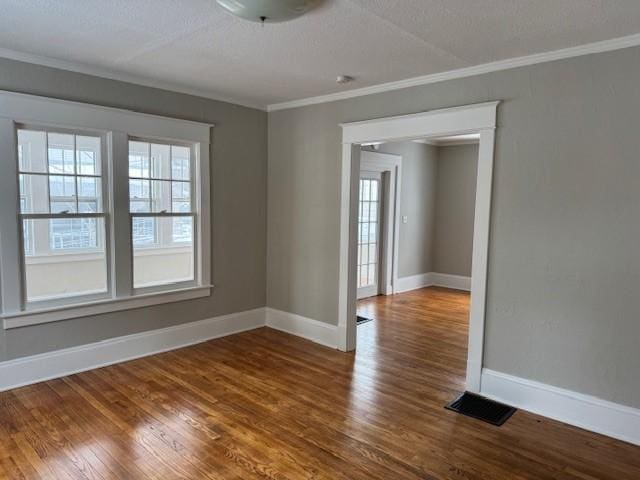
(171, 146, 190, 180)
(49, 175, 76, 197)
(50, 218, 99, 250)
(129, 141, 150, 178)
(362, 180, 370, 201)
(151, 180, 171, 212)
(77, 177, 101, 213)
(49, 175, 77, 213)
(78, 200, 99, 214)
(368, 243, 377, 264)
(172, 216, 193, 243)
(17, 130, 47, 172)
(368, 222, 377, 243)
(129, 179, 150, 212)
(130, 201, 150, 213)
(76, 136, 101, 175)
(172, 201, 190, 213)
(172, 181, 190, 204)
(369, 201, 378, 222)
(370, 180, 379, 201)
(23, 218, 107, 302)
(132, 217, 156, 246)
(48, 133, 75, 174)
(19, 174, 49, 213)
(133, 216, 194, 288)
(151, 143, 171, 179)
(22, 217, 32, 255)
(367, 264, 377, 285)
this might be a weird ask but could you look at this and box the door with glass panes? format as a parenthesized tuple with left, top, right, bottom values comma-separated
(357, 171, 383, 299)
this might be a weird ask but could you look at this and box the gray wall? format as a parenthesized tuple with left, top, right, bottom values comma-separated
(371, 141, 478, 279)
(267, 46, 640, 409)
(434, 144, 478, 277)
(0, 58, 268, 362)
(368, 142, 438, 278)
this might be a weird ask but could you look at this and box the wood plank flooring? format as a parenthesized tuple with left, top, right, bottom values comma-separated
(1, 287, 639, 479)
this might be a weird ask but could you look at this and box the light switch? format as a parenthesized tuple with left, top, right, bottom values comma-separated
(402, 215, 408, 224)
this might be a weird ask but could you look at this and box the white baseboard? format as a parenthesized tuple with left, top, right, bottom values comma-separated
(0, 307, 265, 392)
(394, 272, 471, 293)
(394, 273, 434, 293)
(265, 307, 338, 349)
(431, 272, 471, 291)
(481, 369, 640, 446)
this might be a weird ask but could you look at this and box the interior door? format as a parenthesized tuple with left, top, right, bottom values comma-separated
(357, 171, 382, 299)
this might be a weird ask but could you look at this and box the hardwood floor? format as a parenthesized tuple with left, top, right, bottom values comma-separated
(1, 287, 639, 479)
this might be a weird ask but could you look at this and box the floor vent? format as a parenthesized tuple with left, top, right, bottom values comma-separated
(356, 315, 373, 325)
(445, 392, 516, 426)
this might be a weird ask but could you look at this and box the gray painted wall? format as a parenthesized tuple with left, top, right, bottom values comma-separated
(371, 141, 478, 279)
(434, 144, 478, 277)
(0, 58, 268, 362)
(368, 142, 438, 278)
(267, 46, 640, 409)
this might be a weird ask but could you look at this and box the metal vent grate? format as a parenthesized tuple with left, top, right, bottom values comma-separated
(445, 392, 516, 426)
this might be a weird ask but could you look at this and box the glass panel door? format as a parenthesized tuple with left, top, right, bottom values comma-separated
(357, 172, 382, 299)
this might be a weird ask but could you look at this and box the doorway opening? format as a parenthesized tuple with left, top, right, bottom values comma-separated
(338, 102, 499, 393)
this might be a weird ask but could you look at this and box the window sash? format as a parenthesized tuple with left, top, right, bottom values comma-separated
(15, 124, 111, 309)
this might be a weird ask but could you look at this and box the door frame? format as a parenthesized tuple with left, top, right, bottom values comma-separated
(359, 151, 401, 298)
(337, 101, 499, 393)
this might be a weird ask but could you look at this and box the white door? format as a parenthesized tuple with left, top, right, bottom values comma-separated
(357, 171, 382, 299)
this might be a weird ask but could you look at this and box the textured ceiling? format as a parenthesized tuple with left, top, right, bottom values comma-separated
(2, 0, 640, 109)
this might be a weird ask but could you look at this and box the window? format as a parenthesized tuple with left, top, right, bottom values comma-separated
(17, 128, 108, 303)
(0, 91, 211, 329)
(128, 139, 195, 289)
(357, 177, 381, 289)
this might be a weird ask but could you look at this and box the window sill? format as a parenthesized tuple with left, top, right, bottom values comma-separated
(2, 285, 213, 330)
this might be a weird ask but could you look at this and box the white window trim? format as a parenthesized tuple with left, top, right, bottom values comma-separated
(0, 90, 213, 329)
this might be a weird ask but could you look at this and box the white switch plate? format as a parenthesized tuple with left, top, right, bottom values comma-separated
(402, 216, 408, 224)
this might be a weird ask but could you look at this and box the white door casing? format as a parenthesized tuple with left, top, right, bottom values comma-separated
(338, 101, 499, 393)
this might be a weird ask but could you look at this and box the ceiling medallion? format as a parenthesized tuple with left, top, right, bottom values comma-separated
(216, 0, 321, 23)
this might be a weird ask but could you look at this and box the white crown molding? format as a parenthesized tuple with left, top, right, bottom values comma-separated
(0, 47, 266, 111)
(267, 33, 640, 112)
(481, 369, 640, 446)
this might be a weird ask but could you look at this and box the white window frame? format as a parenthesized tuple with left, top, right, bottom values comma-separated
(0, 91, 212, 329)
(16, 123, 112, 308)
(127, 136, 198, 293)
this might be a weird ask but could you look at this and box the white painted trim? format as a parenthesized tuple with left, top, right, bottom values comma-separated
(341, 102, 498, 145)
(360, 151, 402, 298)
(339, 102, 498, 394)
(0, 307, 265, 392)
(268, 33, 640, 111)
(394, 272, 471, 293)
(0, 47, 265, 111)
(431, 273, 471, 291)
(0, 90, 212, 143)
(2, 286, 213, 329)
(265, 308, 338, 349)
(394, 273, 433, 293)
(0, 91, 213, 327)
(481, 369, 640, 446)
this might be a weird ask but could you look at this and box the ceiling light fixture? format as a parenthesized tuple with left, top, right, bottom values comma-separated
(216, 0, 321, 23)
